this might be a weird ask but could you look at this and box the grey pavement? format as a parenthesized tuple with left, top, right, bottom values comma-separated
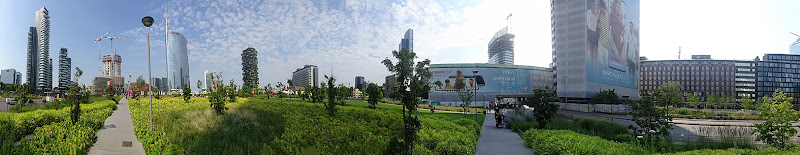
(88, 98, 146, 155)
(475, 112, 533, 155)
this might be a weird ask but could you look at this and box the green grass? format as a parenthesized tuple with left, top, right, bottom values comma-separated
(342, 100, 486, 126)
(130, 97, 483, 154)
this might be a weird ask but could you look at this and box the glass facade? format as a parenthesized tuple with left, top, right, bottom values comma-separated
(166, 32, 189, 90)
(755, 54, 800, 104)
(639, 60, 737, 101)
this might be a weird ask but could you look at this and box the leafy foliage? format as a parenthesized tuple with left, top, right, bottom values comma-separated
(208, 73, 229, 115)
(382, 48, 432, 154)
(527, 89, 559, 129)
(753, 89, 798, 149)
(366, 83, 383, 109)
(182, 84, 191, 103)
(629, 92, 672, 148)
(228, 79, 238, 103)
(70, 67, 85, 125)
(591, 89, 619, 104)
(324, 75, 338, 116)
(740, 96, 756, 110)
(522, 130, 650, 155)
(657, 82, 683, 108)
(457, 88, 473, 116)
(687, 93, 700, 108)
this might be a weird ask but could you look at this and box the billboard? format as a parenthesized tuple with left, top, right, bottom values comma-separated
(429, 68, 531, 94)
(585, 0, 639, 89)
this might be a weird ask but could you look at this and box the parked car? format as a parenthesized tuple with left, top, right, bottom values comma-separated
(6, 98, 15, 105)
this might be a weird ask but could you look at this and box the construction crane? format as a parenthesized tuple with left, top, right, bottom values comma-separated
(791, 32, 800, 37)
(94, 32, 109, 75)
(104, 36, 124, 77)
(104, 36, 124, 55)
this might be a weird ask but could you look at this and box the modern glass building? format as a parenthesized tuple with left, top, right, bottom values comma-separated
(292, 65, 318, 89)
(166, 31, 189, 90)
(1, 69, 22, 85)
(755, 54, 800, 104)
(488, 26, 514, 65)
(427, 63, 554, 107)
(640, 58, 737, 101)
(355, 76, 365, 90)
(58, 48, 71, 91)
(791, 35, 800, 54)
(399, 29, 413, 52)
(552, 0, 640, 102)
(27, 7, 52, 95)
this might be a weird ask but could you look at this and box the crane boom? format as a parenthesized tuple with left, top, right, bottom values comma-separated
(95, 32, 109, 75)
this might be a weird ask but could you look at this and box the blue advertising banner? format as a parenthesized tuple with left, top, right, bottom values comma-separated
(429, 68, 532, 93)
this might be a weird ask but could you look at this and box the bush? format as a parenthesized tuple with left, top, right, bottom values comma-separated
(522, 129, 650, 155)
(573, 117, 629, 140)
(677, 108, 689, 115)
(508, 119, 538, 133)
(0, 100, 116, 153)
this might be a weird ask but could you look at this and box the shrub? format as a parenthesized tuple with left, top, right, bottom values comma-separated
(677, 108, 689, 115)
(573, 117, 629, 140)
(508, 119, 538, 133)
(522, 129, 650, 155)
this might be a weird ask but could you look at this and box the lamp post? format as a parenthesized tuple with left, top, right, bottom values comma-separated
(142, 16, 154, 131)
(472, 70, 478, 122)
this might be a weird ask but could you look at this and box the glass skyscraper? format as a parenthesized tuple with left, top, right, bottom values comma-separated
(166, 31, 189, 90)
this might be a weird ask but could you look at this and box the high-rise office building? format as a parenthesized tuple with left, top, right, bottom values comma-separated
(488, 26, 515, 65)
(399, 29, 413, 52)
(292, 65, 318, 89)
(1, 69, 22, 85)
(26, 27, 38, 89)
(639, 57, 738, 101)
(25, 7, 52, 95)
(355, 76, 365, 90)
(552, 0, 640, 101)
(58, 48, 71, 91)
(791, 34, 800, 54)
(755, 54, 800, 104)
(166, 31, 189, 90)
(102, 55, 122, 77)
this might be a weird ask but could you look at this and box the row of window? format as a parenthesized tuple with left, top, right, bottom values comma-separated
(641, 66, 733, 72)
(641, 76, 733, 82)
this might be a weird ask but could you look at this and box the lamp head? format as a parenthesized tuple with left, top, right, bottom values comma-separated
(472, 70, 478, 74)
(142, 16, 154, 27)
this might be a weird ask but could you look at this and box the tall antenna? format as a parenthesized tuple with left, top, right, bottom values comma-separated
(506, 10, 513, 34)
(678, 46, 681, 59)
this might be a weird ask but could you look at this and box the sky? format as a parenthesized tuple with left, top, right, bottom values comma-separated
(1, 0, 800, 90)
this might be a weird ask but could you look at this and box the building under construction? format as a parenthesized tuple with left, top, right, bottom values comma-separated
(488, 13, 515, 65)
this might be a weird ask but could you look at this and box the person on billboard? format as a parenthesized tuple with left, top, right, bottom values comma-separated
(445, 79, 454, 89)
(469, 78, 475, 89)
(607, 0, 627, 72)
(587, 0, 600, 60)
(455, 70, 466, 89)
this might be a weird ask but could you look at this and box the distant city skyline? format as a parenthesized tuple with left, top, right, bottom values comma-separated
(2, 0, 800, 90)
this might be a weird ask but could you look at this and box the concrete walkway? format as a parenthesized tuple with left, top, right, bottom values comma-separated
(88, 98, 145, 155)
(475, 112, 533, 155)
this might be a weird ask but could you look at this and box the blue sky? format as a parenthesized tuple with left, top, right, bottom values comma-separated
(2, 0, 800, 90)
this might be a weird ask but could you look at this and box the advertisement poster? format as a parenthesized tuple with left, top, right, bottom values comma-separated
(585, 0, 639, 89)
(429, 68, 531, 94)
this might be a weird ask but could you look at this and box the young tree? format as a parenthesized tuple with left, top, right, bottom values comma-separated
(708, 93, 722, 109)
(106, 83, 118, 104)
(754, 90, 798, 149)
(366, 83, 383, 109)
(382, 48, 432, 154)
(687, 93, 700, 109)
(228, 79, 238, 103)
(182, 84, 191, 103)
(197, 80, 203, 94)
(591, 89, 619, 104)
(241, 47, 259, 89)
(657, 82, 683, 108)
(208, 73, 229, 115)
(15, 84, 30, 107)
(629, 92, 672, 148)
(527, 89, 559, 129)
(740, 96, 755, 110)
(324, 75, 337, 116)
(70, 67, 84, 125)
(457, 89, 473, 116)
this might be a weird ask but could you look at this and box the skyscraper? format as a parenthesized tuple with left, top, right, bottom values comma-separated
(26, 27, 38, 89)
(58, 48, 71, 91)
(399, 29, 413, 52)
(791, 33, 800, 54)
(488, 26, 514, 65)
(552, 0, 640, 101)
(204, 70, 215, 91)
(166, 31, 189, 90)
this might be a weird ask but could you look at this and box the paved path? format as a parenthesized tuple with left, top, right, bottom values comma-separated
(88, 98, 145, 155)
(475, 112, 533, 155)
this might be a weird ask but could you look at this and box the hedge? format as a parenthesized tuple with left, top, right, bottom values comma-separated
(1, 100, 116, 154)
(522, 129, 650, 155)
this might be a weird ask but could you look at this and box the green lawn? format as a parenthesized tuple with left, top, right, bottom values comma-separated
(341, 99, 486, 126)
(130, 97, 483, 154)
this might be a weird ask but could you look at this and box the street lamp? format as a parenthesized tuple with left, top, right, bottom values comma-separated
(142, 16, 154, 131)
(472, 70, 478, 122)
